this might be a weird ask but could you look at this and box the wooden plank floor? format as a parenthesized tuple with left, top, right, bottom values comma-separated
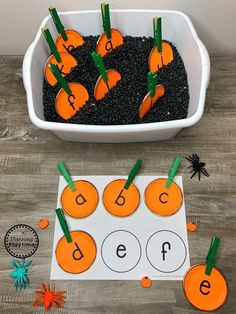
(0, 55, 235, 313)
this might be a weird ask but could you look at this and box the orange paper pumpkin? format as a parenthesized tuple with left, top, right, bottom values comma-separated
(148, 42, 174, 73)
(103, 179, 140, 217)
(44, 53, 77, 86)
(183, 264, 228, 311)
(55, 30, 84, 54)
(96, 29, 123, 57)
(94, 69, 121, 101)
(145, 178, 183, 216)
(139, 85, 165, 119)
(55, 82, 89, 120)
(61, 180, 99, 218)
(56, 230, 97, 274)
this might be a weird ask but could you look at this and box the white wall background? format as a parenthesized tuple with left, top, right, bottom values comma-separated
(0, 0, 235, 55)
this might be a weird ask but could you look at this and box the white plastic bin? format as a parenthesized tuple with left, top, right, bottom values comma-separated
(23, 10, 210, 143)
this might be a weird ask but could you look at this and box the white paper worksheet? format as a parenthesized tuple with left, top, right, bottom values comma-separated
(51, 175, 190, 280)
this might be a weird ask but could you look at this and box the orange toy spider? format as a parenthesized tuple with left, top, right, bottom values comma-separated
(33, 282, 66, 310)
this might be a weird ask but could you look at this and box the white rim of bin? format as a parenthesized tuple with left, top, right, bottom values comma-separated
(23, 9, 210, 134)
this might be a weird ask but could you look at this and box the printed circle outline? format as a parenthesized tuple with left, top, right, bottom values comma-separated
(145, 230, 187, 273)
(101, 229, 142, 273)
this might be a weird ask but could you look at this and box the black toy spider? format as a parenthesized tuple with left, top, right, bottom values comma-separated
(186, 154, 210, 180)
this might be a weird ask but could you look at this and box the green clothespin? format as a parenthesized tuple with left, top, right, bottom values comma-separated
(165, 157, 181, 188)
(124, 159, 142, 189)
(91, 52, 108, 82)
(42, 28, 61, 63)
(148, 71, 157, 98)
(101, 3, 111, 39)
(153, 17, 162, 53)
(57, 162, 76, 191)
(205, 236, 220, 275)
(48, 63, 72, 95)
(49, 7, 68, 41)
(55, 208, 72, 243)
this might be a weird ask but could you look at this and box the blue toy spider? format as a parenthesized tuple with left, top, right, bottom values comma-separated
(10, 259, 32, 290)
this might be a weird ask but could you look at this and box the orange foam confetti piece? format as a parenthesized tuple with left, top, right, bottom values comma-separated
(187, 221, 197, 232)
(140, 276, 152, 288)
(38, 219, 49, 229)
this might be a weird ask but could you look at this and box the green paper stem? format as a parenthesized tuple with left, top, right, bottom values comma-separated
(49, 7, 68, 41)
(101, 3, 111, 39)
(48, 63, 72, 95)
(205, 236, 220, 275)
(57, 162, 76, 191)
(148, 71, 157, 98)
(91, 52, 108, 82)
(124, 159, 142, 189)
(42, 28, 61, 63)
(165, 157, 181, 188)
(153, 17, 162, 53)
(56, 208, 72, 243)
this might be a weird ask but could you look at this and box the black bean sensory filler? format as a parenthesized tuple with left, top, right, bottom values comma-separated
(43, 36, 189, 125)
